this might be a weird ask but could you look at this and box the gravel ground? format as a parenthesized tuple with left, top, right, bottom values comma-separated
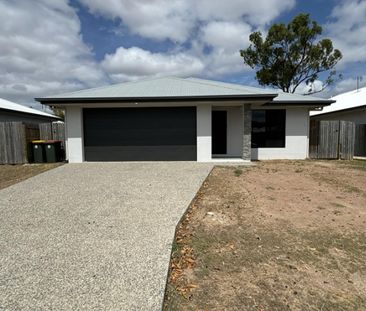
(0, 162, 213, 311)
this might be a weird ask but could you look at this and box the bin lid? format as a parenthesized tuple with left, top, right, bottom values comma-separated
(44, 140, 62, 144)
(32, 140, 46, 143)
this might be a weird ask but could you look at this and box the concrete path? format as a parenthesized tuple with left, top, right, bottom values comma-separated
(0, 162, 212, 310)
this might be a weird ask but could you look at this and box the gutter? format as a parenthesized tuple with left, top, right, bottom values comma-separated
(35, 94, 278, 105)
(270, 100, 335, 105)
(264, 100, 335, 107)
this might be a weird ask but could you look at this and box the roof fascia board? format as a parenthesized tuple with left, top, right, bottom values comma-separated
(267, 100, 334, 106)
(35, 94, 278, 105)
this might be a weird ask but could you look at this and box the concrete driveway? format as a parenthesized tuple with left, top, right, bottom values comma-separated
(0, 162, 212, 310)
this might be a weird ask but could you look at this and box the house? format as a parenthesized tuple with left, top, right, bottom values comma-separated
(310, 87, 366, 158)
(310, 87, 366, 124)
(36, 77, 334, 163)
(0, 98, 60, 123)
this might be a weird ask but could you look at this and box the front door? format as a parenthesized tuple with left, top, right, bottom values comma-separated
(212, 111, 227, 155)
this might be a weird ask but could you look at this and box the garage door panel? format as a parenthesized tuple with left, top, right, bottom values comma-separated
(85, 128, 195, 146)
(84, 145, 196, 161)
(83, 107, 197, 161)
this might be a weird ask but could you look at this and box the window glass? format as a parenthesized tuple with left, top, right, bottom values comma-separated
(251, 109, 286, 148)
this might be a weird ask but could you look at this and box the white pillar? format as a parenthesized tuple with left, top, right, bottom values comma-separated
(65, 106, 84, 163)
(196, 104, 212, 162)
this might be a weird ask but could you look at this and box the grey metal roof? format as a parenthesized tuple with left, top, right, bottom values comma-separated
(311, 86, 366, 116)
(0, 98, 60, 119)
(186, 78, 334, 103)
(36, 76, 334, 105)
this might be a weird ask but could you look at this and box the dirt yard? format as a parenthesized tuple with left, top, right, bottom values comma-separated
(164, 160, 366, 311)
(0, 163, 63, 190)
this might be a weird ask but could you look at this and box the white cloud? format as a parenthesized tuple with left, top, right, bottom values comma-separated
(331, 76, 366, 96)
(193, 0, 295, 26)
(201, 21, 252, 50)
(0, 0, 106, 105)
(100, 21, 254, 81)
(83, 0, 294, 81)
(198, 21, 253, 76)
(77, 0, 194, 42)
(294, 80, 325, 96)
(79, 0, 295, 43)
(101, 47, 204, 81)
(326, 0, 366, 65)
(0, 0, 297, 104)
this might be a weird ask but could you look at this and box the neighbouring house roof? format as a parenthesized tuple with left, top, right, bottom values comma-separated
(186, 78, 335, 105)
(36, 76, 334, 106)
(0, 98, 60, 119)
(311, 87, 366, 116)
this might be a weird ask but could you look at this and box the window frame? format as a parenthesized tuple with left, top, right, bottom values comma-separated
(251, 109, 286, 148)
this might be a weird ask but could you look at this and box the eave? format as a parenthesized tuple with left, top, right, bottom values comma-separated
(35, 94, 278, 105)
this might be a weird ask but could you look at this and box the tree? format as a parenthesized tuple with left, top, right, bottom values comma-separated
(51, 106, 65, 120)
(240, 14, 342, 94)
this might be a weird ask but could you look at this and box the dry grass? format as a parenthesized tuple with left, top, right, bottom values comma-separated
(164, 160, 366, 311)
(0, 163, 63, 190)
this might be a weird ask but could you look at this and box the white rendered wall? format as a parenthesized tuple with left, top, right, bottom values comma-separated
(64, 104, 310, 162)
(196, 104, 212, 162)
(252, 107, 310, 160)
(65, 106, 84, 163)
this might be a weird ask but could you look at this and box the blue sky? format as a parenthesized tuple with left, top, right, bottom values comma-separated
(1, 0, 366, 107)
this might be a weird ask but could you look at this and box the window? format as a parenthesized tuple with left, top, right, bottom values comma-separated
(251, 109, 286, 148)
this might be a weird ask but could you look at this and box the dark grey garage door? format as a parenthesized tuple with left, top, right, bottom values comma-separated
(83, 107, 197, 161)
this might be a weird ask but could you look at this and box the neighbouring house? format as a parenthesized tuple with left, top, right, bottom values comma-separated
(310, 87, 366, 124)
(310, 87, 366, 157)
(0, 98, 60, 123)
(36, 77, 334, 163)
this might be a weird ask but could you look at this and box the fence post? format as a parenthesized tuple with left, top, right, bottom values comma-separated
(337, 120, 341, 160)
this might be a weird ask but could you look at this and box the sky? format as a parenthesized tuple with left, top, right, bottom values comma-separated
(1, 0, 366, 109)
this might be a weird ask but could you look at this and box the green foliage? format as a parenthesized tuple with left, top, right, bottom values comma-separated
(234, 168, 243, 177)
(240, 14, 342, 94)
(51, 107, 65, 120)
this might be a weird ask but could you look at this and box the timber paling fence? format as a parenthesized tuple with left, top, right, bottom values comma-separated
(39, 122, 65, 145)
(354, 124, 366, 157)
(309, 120, 356, 160)
(0, 121, 65, 164)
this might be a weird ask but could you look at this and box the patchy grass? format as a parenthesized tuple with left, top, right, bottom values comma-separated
(0, 163, 63, 190)
(335, 159, 366, 172)
(164, 161, 366, 311)
(331, 202, 346, 209)
(234, 168, 243, 177)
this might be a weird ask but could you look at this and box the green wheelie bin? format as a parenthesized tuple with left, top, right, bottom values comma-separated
(44, 140, 63, 163)
(32, 140, 46, 163)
